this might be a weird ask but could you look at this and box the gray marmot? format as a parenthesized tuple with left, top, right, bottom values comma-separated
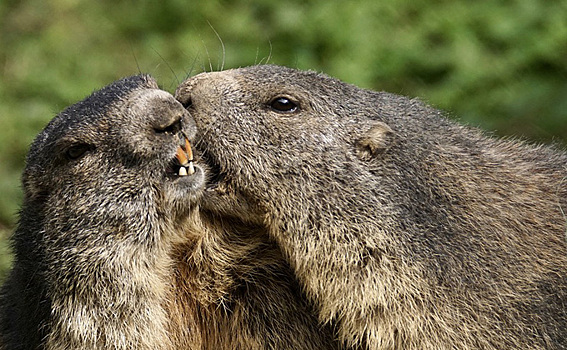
(175, 65, 567, 349)
(0, 75, 339, 349)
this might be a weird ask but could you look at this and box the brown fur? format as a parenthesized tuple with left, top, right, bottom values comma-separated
(0, 75, 340, 349)
(176, 65, 567, 349)
(170, 215, 340, 349)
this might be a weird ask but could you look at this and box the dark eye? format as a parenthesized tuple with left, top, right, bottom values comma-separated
(269, 97, 299, 113)
(66, 144, 91, 160)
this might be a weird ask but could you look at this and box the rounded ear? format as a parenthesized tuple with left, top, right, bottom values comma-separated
(356, 121, 396, 160)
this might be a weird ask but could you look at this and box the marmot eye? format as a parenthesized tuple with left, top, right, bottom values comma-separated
(66, 144, 91, 160)
(269, 97, 299, 113)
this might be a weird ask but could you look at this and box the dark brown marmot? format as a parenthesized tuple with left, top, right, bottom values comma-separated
(0, 75, 205, 349)
(0, 75, 339, 349)
(176, 65, 567, 349)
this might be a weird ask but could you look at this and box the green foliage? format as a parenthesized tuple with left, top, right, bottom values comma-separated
(0, 0, 566, 279)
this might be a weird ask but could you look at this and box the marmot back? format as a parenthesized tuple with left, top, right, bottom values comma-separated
(176, 65, 567, 349)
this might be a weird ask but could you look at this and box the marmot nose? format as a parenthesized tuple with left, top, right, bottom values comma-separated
(150, 98, 188, 135)
(177, 95, 191, 109)
(153, 114, 182, 135)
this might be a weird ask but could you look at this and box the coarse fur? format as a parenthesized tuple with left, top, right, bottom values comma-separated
(171, 216, 341, 349)
(176, 65, 567, 349)
(0, 75, 340, 349)
(0, 75, 204, 350)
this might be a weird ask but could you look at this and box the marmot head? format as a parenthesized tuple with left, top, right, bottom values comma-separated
(175, 65, 398, 223)
(24, 75, 205, 244)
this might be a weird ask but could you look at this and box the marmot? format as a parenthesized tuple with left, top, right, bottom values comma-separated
(175, 65, 567, 349)
(0, 75, 339, 349)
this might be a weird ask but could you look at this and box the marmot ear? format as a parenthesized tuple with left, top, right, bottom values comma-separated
(356, 121, 396, 160)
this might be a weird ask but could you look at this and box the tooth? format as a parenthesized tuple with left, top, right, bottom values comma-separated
(187, 162, 195, 175)
(178, 167, 188, 176)
(176, 146, 189, 166)
(185, 138, 193, 161)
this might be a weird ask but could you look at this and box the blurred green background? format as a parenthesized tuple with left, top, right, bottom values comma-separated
(1, 0, 566, 280)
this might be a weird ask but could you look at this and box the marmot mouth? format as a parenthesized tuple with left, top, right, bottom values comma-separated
(166, 135, 196, 178)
